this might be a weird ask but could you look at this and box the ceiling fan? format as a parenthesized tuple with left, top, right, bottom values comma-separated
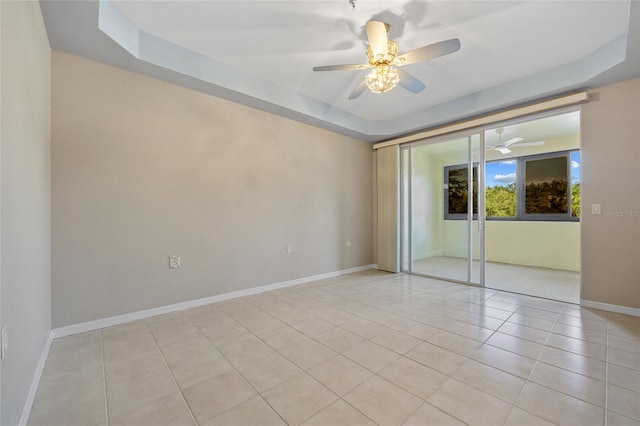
(312, 20, 460, 100)
(488, 128, 545, 154)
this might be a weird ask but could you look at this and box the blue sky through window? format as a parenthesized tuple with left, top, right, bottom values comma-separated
(485, 152, 580, 187)
(570, 151, 581, 184)
(486, 160, 516, 187)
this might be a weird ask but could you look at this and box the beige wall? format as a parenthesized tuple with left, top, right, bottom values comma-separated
(51, 50, 373, 328)
(1, 2, 51, 424)
(581, 78, 640, 309)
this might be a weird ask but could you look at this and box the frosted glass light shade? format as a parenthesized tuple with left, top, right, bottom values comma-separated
(365, 64, 399, 93)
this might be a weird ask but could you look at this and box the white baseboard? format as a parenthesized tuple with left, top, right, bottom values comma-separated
(18, 331, 53, 426)
(581, 299, 640, 317)
(52, 264, 376, 339)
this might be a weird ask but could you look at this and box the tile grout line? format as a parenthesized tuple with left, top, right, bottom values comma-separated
(282, 282, 455, 351)
(509, 304, 612, 425)
(201, 281, 417, 425)
(374, 370, 470, 425)
(277, 278, 509, 382)
(99, 329, 110, 426)
(318, 278, 512, 425)
(498, 307, 563, 426)
(144, 318, 200, 426)
(182, 310, 292, 426)
(225, 310, 379, 425)
(246, 285, 420, 359)
(384, 279, 520, 425)
(282, 279, 425, 425)
(262, 277, 611, 399)
(513, 304, 617, 423)
(420, 304, 519, 425)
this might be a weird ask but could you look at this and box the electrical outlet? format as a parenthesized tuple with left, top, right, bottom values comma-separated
(169, 255, 181, 269)
(286, 245, 292, 254)
(1, 325, 7, 359)
(346, 239, 351, 248)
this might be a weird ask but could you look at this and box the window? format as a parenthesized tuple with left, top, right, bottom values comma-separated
(486, 160, 516, 218)
(445, 165, 477, 216)
(570, 151, 581, 217)
(444, 150, 580, 221)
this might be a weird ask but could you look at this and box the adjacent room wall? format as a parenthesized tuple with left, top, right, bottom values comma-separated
(410, 146, 443, 260)
(51, 50, 373, 328)
(1, 2, 51, 425)
(581, 77, 640, 310)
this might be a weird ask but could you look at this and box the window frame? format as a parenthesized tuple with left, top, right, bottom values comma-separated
(444, 149, 579, 222)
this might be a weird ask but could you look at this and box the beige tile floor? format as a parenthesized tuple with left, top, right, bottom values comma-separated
(412, 257, 580, 304)
(28, 270, 639, 426)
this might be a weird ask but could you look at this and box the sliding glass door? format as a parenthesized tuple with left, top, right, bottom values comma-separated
(483, 111, 581, 302)
(402, 133, 483, 285)
(400, 108, 581, 302)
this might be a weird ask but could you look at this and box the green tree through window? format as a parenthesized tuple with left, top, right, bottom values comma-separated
(486, 183, 516, 217)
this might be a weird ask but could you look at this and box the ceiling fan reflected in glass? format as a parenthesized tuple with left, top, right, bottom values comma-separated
(312, 21, 461, 99)
(488, 128, 545, 155)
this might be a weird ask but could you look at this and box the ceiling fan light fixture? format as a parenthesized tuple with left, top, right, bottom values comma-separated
(312, 20, 460, 99)
(365, 64, 400, 94)
(366, 40, 399, 65)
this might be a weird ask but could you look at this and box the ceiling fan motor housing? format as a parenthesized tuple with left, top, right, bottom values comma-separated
(366, 40, 399, 66)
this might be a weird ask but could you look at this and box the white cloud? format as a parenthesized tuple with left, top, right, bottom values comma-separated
(500, 160, 516, 165)
(494, 173, 516, 184)
(571, 160, 580, 168)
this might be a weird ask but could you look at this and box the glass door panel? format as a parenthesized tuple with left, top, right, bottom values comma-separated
(483, 110, 581, 302)
(409, 135, 480, 283)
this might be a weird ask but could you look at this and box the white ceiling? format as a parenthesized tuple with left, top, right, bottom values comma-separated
(40, 1, 640, 143)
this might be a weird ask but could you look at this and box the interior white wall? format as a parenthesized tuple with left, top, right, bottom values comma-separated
(410, 147, 443, 260)
(0, 2, 51, 424)
(51, 50, 374, 328)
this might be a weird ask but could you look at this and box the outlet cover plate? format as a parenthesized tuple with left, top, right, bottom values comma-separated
(169, 255, 181, 269)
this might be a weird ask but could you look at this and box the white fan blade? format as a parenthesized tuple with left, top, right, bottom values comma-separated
(348, 79, 368, 100)
(397, 69, 425, 94)
(503, 137, 523, 147)
(496, 147, 511, 154)
(366, 21, 389, 58)
(395, 38, 460, 66)
(510, 141, 545, 147)
(313, 64, 369, 72)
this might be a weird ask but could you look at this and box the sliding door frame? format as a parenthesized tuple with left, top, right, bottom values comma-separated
(400, 146, 412, 273)
(399, 105, 581, 288)
(401, 129, 486, 286)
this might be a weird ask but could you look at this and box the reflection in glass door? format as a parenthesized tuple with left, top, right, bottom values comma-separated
(402, 133, 483, 285)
